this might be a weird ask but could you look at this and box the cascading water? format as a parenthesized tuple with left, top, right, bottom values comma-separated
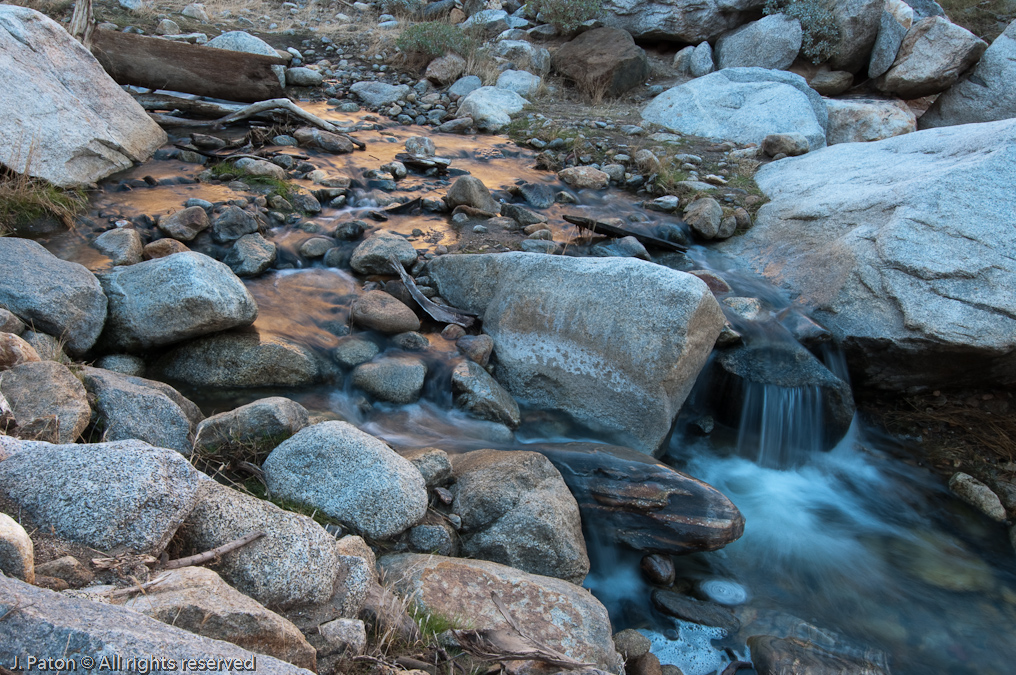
(734, 382, 825, 469)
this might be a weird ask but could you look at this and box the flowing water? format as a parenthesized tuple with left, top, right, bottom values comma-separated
(40, 111, 1016, 674)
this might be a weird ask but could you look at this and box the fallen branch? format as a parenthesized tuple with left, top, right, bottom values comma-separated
(162, 531, 264, 570)
(388, 255, 477, 328)
(563, 214, 688, 253)
(135, 94, 246, 118)
(104, 572, 172, 599)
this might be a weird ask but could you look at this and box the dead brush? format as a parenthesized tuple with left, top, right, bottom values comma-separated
(883, 399, 1016, 468)
(0, 159, 86, 234)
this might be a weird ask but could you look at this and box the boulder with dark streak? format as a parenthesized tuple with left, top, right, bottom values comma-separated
(531, 443, 744, 555)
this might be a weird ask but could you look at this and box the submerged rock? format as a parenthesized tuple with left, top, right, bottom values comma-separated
(429, 253, 724, 455)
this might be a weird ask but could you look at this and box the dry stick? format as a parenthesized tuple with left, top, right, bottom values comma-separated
(161, 531, 265, 570)
(148, 99, 366, 150)
(104, 572, 172, 599)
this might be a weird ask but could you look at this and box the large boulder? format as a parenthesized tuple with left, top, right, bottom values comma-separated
(874, 16, 987, 99)
(428, 253, 725, 455)
(263, 421, 428, 540)
(100, 252, 258, 351)
(718, 118, 1016, 389)
(178, 479, 354, 609)
(0, 238, 106, 355)
(825, 0, 884, 72)
(0, 361, 90, 444)
(0, 575, 314, 675)
(920, 19, 1016, 129)
(551, 27, 649, 97)
(451, 449, 589, 583)
(123, 566, 316, 669)
(714, 14, 802, 71)
(600, 0, 764, 43)
(532, 443, 744, 555)
(825, 97, 916, 144)
(0, 440, 200, 555)
(154, 330, 320, 388)
(81, 366, 202, 455)
(641, 68, 828, 150)
(457, 86, 528, 132)
(868, 10, 909, 79)
(380, 553, 622, 673)
(0, 6, 166, 188)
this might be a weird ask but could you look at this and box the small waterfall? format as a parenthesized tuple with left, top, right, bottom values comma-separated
(735, 382, 826, 469)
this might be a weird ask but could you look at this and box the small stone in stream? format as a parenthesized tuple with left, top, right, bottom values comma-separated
(437, 117, 474, 134)
(501, 203, 547, 225)
(293, 127, 354, 154)
(716, 323, 743, 346)
(762, 132, 810, 157)
(299, 237, 333, 258)
(442, 324, 466, 340)
(272, 134, 298, 146)
(319, 618, 367, 657)
(0, 513, 34, 583)
(522, 223, 546, 236)
(406, 136, 436, 157)
(527, 228, 552, 241)
(177, 150, 206, 164)
(291, 192, 322, 214)
(384, 280, 414, 307)
(613, 629, 652, 661)
(446, 176, 501, 213)
(392, 331, 429, 351)
(949, 473, 1007, 522)
(558, 166, 609, 190)
(33, 555, 93, 588)
(351, 291, 420, 334)
(651, 589, 740, 633)
(555, 191, 578, 204)
(457, 334, 493, 366)
(452, 359, 521, 429)
(641, 553, 676, 586)
(401, 447, 452, 488)
(211, 205, 259, 243)
(683, 197, 723, 239)
(158, 206, 209, 242)
(382, 161, 407, 180)
(747, 636, 889, 675)
(717, 215, 737, 239)
(646, 196, 680, 212)
(337, 101, 360, 113)
(334, 219, 366, 241)
(223, 234, 275, 277)
(350, 229, 417, 275)
(691, 415, 715, 435)
(352, 355, 427, 404)
(333, 336, 380, 369)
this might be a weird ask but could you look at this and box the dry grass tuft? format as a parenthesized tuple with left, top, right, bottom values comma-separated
(0, 164, 86, 234)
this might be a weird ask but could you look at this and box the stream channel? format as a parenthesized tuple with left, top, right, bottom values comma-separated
(40, 107, 1016, 675)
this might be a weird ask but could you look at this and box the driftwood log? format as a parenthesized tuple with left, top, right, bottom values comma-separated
(563, 214, 689, 253)
(531, 443, 744, 555)
(89, 30, 287, 103)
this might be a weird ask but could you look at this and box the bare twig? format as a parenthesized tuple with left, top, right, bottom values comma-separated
(388, 255, 477, 328)
(162, 531, 264, 570)
(104, 572, 171, 599)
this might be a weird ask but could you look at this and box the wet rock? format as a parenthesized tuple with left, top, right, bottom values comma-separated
(921, 19, 1016, 129)
(613, 629, 651, 661)
(405, 136, 436, 156)
(334, 219, 367, 240)
(293, 127, 354, 154)
(352, 355, 427, 404)
(224, 232, 277, 277)
(0, 576, 315, 674)
(159, 205, 210, 241)
(501, 202, 547, 225)
(33, 556, 92, 588)
(747, 635, 890, 675)
(156, 330, 319, 388)
(351, 290, 421, 334)
(551, 27, 649, 97)
(81, 366, 201, 455)
(350, 81, 411, 107)
(599, 0, 763, 43)
(451, 448, 588, 582)
(207, 31, 285, 88)
(948, 472, 1007, 522)
(429, 253, 724, 455)
(0, 513, 33, 583)
(392, 331, 428, 351)
(350, 229, 417, 275)
(457, 86, 528, 132)
(194, 396, 309, 457)
(714, 14, 802, 70)
(592, 236, 651, 260)
(875, 16, 987, 98)
(643, 68, 827, 150)
(124, 566, 316, 669)
(211, 205, 260, 243)
(711, 341, 855, 453)
(451, 359, 521, 429)
(456, 333, 494, 366)
(400, 447, 452, 487)
(178, 479, 347, 609)
(0, 238, 107, 355)
(0, 7, 166, 188)
(641, 553, 675, 586)
(517, 182, 555, 209)
(0, 439, 199, 555)
(683, 197, 723, 239)
(426, 53, 466, 85)
(0, 332, 40, 370)
(235, 157, 287, 181)
(558, 166, 609, 190)
(825, 98, 916, 144)
(534, 443, 744, 554)
(299, 237, 333, 259)
(319, 618, 367, 656)
(333, 335, 380, 368)
(263, 421, 428, 539)
(446, 175, 501, 213)
(144, 238, 191, 259)
(100, 251, 258, 351)
(94, 227, 143, 265)
(718, 117, 1016, 389)
(652, 589, 740, 633)
(0, 361, 89, 443)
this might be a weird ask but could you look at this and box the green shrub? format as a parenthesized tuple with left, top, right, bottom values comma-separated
(527, 0, 603, 32)
(395, 21, 471, 60)
(764, 0, 841, 64)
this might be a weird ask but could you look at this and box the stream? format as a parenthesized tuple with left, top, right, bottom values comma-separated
(40, 108, 1016, 675)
